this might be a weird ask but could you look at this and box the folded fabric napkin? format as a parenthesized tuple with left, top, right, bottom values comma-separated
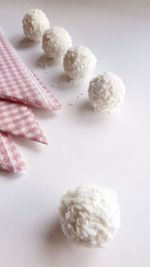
(0, 132, 26, 173)
(0, 29, 61, 110)
(0, 100, 48, 144)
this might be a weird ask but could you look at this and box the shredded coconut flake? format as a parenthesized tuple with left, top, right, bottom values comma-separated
(42, 26, 72, 60)
(63, 46, 97, 81)
(23, 9, 50, 41)
(59, 185, 120, 248)
(88, 72, 126, 113)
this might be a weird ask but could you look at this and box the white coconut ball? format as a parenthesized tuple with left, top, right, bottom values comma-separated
(42, 26, 72, 61)
(63, 46, 97, 81)
(22, 9, 50, 41)
(59, 185, 120, 248)
(88, 72, 126, 113)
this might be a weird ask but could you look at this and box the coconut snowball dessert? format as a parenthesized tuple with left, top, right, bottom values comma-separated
(63, 46, 97, 81)
(59, 185, 120, 248)
(42, 26, 72, 61)
(22, 9, 50, 41)
(88, 72, 126, 113)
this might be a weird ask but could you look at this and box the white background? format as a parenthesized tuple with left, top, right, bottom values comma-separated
(0, 0, 150, 266)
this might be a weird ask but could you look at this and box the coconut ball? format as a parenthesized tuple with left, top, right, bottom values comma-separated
(42, 26, 72, 61)
(63, 46, 97, 81)
(88, 72, 126, 113)
(59, 185, 120, 248)
(22, 9, 50, 41)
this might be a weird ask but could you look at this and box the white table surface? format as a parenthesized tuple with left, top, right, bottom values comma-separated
(0, 0, 150, 266)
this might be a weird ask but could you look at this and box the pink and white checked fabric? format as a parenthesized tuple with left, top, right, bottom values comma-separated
(0, 30, 62, 111)
(0, 100, 48, 144)
(0, 132, 26, 173)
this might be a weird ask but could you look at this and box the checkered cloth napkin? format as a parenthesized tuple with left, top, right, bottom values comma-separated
(0, 132, 26, 173)
(0, 29, 62, 110)
(0, 100, 48, 144)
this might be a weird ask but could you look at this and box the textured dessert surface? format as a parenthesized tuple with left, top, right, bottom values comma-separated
(88, 72, 125, 112)
(63, 46, 97, 81)
(0, 1, 149, 267)
(42, 26, 72, 60)
(59, 185, 120, 247)
(23, 8, 49, 41)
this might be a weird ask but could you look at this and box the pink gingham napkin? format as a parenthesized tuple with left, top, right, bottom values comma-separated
(0, 29, 62, 111)
(0, 132, 26, 173)
(0, 100, 48, 144)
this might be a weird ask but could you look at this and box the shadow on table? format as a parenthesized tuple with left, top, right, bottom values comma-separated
(44, 217, 66, 246)
(13, 136, 43, 153)
(36, 54, 59, 68)
(33, 108, 57, 120)
(0, 169, 23, 179)
(10, 34, 38, 49)
(40, 216, 100, 266)
(70, 98, 113, 126)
